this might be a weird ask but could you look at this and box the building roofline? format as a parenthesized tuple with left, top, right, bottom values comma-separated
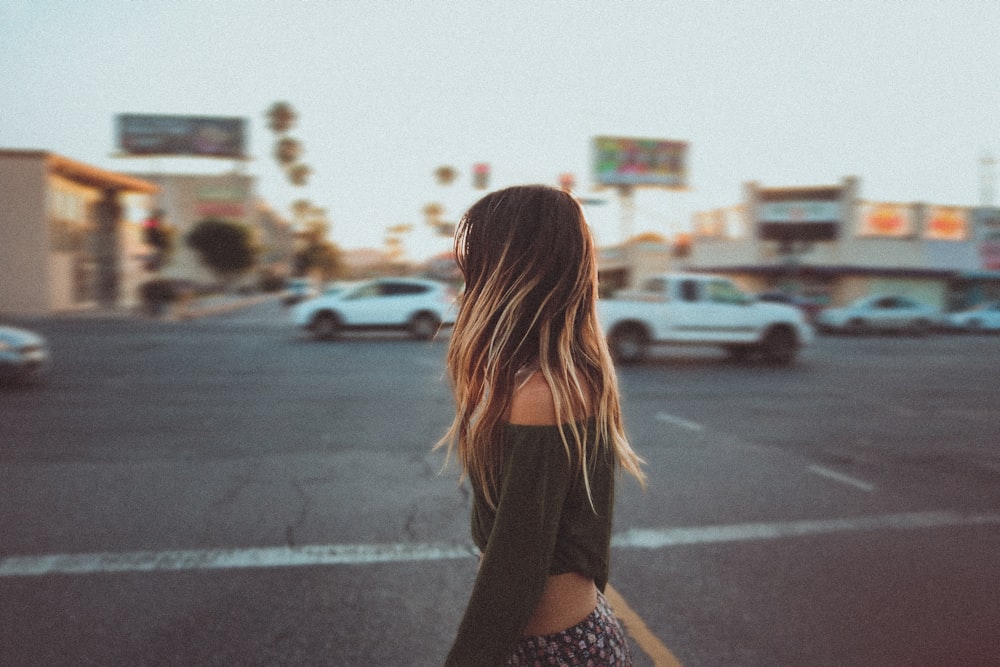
(0, 149, 160, 194)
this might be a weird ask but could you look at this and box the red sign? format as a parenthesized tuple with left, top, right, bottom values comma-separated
(925, 207, 967, 240)
(196, 202, 246, 218)
(869, 206, 904, 234)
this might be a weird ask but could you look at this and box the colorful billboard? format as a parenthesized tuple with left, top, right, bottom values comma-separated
(116, 114, 247, 158)
(592, 136, 687, 188)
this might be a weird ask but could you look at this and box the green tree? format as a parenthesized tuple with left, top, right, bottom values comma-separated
(294, 214, 343, 281)
(186, 219, 260, 283)
(266, 101, 311, 186)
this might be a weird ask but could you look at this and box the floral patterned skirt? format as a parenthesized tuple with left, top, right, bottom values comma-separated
(508, 590, 633, 666)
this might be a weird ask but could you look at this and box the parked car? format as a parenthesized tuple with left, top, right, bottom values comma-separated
(282, 278, 318, 306)
(814, 295, 942, 335)
(292, 277, 457, 340)
(947, 300, 1000, 332)
(756, 291, 824, 322)
(0, 325, 50, 384)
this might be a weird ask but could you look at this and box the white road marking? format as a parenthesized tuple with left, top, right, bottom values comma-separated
(3, 511, 998, 578)
(0, 543, 475, 578)
(611, 511, 1000, 550)
(807, 464, 876, 492)
(654, 411, 704, 431)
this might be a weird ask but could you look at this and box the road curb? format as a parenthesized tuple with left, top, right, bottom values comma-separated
(175, 293, 280, 320)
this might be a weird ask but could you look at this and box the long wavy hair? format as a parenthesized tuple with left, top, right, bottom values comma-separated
(438, 185, 645, 509)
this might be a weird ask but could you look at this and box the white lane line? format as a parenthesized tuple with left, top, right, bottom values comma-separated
(654, 411, 704, 431)
(807, 465, 875, 492)
(3, 511, 999, 578)
(611, 511, 1000, 550)
(0, 543, 474, 578)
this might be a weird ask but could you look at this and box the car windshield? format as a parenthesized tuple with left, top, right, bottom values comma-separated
(345, 283, 382, 300)
(709, 280, 749, 305)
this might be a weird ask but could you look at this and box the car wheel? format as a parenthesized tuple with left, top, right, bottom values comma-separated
(311, 312, 341, 340)
(847, 318, 868, 335)
(608, 324, 648, 364)
(725, 345, 754, 363)
(409, 313, 441, 340)
(760, 326, 797, 365)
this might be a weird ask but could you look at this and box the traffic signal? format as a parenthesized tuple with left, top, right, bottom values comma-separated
(473, 163, 490, 190)
(143, 211, 169, 250)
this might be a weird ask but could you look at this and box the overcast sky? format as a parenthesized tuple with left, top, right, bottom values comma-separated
(2, 0, 998, 260)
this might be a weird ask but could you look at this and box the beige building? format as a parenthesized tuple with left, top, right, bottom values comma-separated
(688, 177, 999, 309)
(597, 234, 676, 296)
(0, 149, 159, 315)
(129, 172, 297, 287)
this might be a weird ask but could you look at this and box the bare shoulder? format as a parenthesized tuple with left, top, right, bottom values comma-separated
(508, 371, 558, 425)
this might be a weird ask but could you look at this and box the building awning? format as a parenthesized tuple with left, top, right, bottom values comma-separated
(1, 149, 160, 194)
(692, 264, 958, 280)
(954, 270, 1000, 281)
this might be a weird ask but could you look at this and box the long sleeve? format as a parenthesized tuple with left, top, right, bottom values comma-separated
(445, 425, 573, 667)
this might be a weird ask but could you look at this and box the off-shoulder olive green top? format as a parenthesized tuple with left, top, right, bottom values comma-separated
(445, 421, 616, 667)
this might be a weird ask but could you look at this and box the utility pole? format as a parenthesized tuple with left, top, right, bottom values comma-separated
(980, 152, 997, 207)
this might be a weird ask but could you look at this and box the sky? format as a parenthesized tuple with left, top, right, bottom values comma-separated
(2, 0, 999, 261)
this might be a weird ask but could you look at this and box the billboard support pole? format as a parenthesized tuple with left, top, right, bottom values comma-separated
(617, 185, 636, 286)
(617, 184, 635, 243)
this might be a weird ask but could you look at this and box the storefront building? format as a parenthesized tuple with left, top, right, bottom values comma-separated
(598, 234, 675, 297)
(129, 172, 296, 288)
(0, 149, 159, 315)
(688, 176, 1000, 309)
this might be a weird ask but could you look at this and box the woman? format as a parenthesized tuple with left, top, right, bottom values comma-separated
(438, 185, 646, 666)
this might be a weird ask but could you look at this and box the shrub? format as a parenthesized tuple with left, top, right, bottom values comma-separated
(139, 279, 179, 304)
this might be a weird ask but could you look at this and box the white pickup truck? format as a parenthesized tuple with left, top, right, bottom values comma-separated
(598, 273, 814, 364)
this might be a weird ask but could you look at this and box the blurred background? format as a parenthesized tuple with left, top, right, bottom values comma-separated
(2, 0, 999, 315)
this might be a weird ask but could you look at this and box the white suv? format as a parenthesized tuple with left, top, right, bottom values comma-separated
(292, 277, 457, 340)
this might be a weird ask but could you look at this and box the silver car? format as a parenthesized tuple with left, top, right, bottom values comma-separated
(947, 300, 1000, 332)
(0, 325, 50, 383)
(815, 295, 942, 335)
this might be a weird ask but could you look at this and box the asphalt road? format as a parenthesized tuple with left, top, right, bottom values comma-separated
(2, 302, 999, 666)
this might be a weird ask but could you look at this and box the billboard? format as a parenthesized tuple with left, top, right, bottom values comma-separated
(116, 114, 247, 158)
(592, 136, 687, 188)
(857, 202, 915, 238)
(756, 185, 841, 242)
(923, 206, 968, 241)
